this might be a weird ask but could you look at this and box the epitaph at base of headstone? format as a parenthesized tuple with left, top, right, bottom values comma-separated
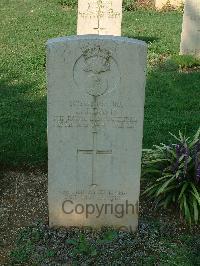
(47, 36, 147, 232)
(77, 0, 122, 36)
(180, 0, 200, 58)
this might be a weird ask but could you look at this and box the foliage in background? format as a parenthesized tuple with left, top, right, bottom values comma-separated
(123, 0, 155, 11)
(158, 55, 200, 72)
(171, 55, 200, 69)
(123, 0, 137, 11)
(160, 0, 184, 12)
(142, 128, 200, 224)
(58, 0, 77, 8)
(58, 0, 154, 11)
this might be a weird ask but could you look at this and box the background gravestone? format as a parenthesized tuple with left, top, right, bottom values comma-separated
(47, 36, 147, 231)
(180, 0, 200, 58)
(77, 0, 122, 35)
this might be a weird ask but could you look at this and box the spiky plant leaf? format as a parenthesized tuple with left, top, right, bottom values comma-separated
(142, 128, 200, 224)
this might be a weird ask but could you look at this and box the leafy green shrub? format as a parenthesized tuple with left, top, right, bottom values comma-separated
(160, 0, 184, 12)
(123, 0, 154, 11)
(59, 0, 77, 9)
(159, 58, 179, 71)
(67, 234, 97, 257)
(171, 55, 200, 69)
(142, 128, 200, 224)
(123, 0, 137, 11)
(58, 0, 153, 11)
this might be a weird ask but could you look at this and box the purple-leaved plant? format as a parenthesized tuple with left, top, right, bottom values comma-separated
(195, 140, 200, 183)
(172, 143, 190, 181)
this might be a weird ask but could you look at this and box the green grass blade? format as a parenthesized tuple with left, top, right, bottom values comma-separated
(183, 194, 191, 224)
(190, 183, 200, 203)
(193, 199, 199, 224)
(156, 176, 175, 196)
(178, 182, 189, 201)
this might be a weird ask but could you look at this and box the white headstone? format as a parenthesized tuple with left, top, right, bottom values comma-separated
(47, 36, 147, 232)
(155, 0, 183, 9)
(180, 0, 200, 58)
(77, 0, 122, 36)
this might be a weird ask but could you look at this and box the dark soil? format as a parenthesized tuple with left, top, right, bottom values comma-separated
(0, 169, 199, 265)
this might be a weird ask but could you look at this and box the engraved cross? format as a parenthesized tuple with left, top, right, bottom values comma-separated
(77, 132, 112, 186)
(77, 95, 112, 186)
(93, 0, 106, 34)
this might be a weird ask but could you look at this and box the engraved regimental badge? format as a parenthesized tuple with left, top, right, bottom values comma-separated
(74, 46, 120, 97)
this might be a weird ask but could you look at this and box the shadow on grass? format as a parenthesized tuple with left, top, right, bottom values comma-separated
(0, 64, 199, 167)
(125, 35, 159, 44)
(0, 77, 47, 168)
(144, 65, 200, 148)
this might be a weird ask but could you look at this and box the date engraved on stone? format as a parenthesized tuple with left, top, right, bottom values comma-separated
(63, 189, 127, 201)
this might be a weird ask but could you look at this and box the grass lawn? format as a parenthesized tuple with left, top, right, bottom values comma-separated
(0, 1, 200, 265)
(0, 0, 199, 166)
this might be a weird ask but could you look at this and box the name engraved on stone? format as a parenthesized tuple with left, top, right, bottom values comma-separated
(53, 114, 137, 129)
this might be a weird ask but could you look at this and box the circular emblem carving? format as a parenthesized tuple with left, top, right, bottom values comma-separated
(73, 47, 120, 97)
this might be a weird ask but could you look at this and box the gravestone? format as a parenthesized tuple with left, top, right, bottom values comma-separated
(180, 0, 200, 58)
(77, 0, 122, 36)
(47, 35, 147, 232)
(155, 0, 183, 9)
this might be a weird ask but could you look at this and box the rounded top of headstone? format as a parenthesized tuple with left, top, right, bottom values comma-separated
(46, 35, 147, 48)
